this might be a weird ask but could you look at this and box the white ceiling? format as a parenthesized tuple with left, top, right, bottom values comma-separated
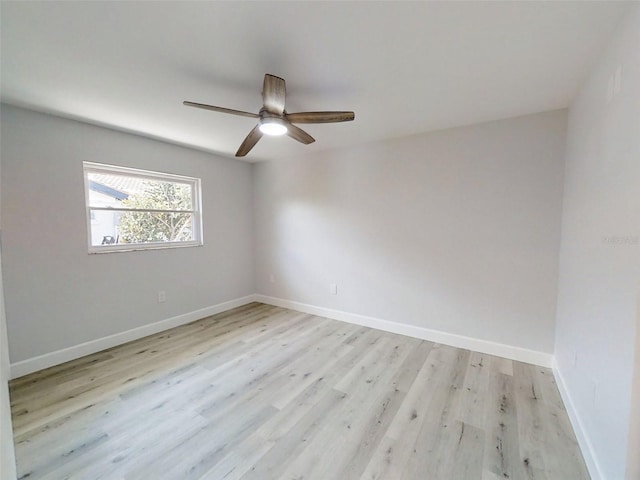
(0, 1, 632, 162)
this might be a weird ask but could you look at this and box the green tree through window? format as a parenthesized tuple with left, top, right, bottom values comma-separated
(119, 181, 193, 243)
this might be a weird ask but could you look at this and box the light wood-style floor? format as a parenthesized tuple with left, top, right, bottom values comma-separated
(10, 303, 589, 480)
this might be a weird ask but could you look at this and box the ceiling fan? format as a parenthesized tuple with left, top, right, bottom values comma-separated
(184, 74, 355, 157)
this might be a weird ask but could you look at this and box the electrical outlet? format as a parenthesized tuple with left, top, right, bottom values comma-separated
(158, 290, 166, 303)
(330, 283, 338, 295)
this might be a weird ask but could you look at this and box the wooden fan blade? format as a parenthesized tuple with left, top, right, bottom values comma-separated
(285, 111, 355, 124)
(183, 101, 259, 119)
(236, 125, 263, 157)
(286, 123, 315, 145)
(262, 74, 286, 115)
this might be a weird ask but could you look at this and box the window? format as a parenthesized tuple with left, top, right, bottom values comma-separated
(83, 162, 202, 253)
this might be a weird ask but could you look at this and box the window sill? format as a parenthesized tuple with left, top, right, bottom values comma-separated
(88, 242, 203, 254)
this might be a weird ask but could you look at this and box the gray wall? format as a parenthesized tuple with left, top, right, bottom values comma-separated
(554, 5, 640, 480)
(0, 105, 255, 363)
(253, 110, 567, 354)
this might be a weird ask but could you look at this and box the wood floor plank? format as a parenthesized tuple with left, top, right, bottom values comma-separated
(198, 434, 275, 480)
(398, 348, 472, 479)
(278, 335, 418, 480)
(482, 370, 526, 479)
(239, 389, 349, 480)
(255, 329, 381, 443)
(359, 344, 462, 480)
(512, 361, 550, 480)
(409, 419, 484, 480)
(457, 351, 492, 429)
(9, 303, 591, 480)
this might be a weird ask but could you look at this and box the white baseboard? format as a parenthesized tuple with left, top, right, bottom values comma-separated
(10, 295, 258, 379)
(10, 293, 553, 378)
(552, 358, 603, 480)
(255, 295, 553, 367)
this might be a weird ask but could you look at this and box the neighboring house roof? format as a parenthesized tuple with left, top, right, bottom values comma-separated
(88, 180, 128, 200)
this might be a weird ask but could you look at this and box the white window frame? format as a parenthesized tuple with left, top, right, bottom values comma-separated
(83, 162, 203, 253)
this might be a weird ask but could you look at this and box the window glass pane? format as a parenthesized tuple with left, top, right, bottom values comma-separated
(119, 211, 193, 244)
(89, 210, 194, 247)
(89, 208, 122, 246)
(87, 172, 193, 211)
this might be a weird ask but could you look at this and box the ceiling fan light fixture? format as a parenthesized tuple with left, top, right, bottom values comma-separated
(184, 74, 354, 156)
(259, 119, 288, 136)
